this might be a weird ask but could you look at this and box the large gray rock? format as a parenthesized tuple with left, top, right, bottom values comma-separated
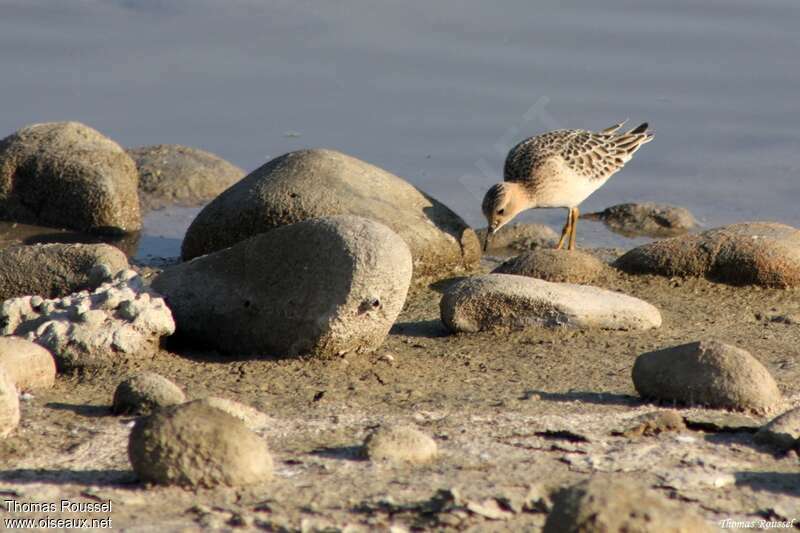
(583, 202, 698, 238)
(544, 477, 713, 533)
(180, 149, 480, 278)
(754, 407, 800, 451)
(0, 336, 56, 391)
(0, 122, 141, 233)
(127, 144, 245, 211)
(492, 249, 606, 283)
(128, 401, 273, 487)
(154, 215, 412, 357)
(615, 222, 800, 287)
(632, 341, 782, 413)
(0, 243, 129, 302)
(441, 274, 661, 333)
(1, 269, 175, 372)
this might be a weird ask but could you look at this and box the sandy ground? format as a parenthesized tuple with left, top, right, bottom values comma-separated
(1, 251, 799, 531)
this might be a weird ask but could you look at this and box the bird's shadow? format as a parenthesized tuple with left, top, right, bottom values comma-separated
(0, 469, 136, 486)
(526, 390, 642, 406)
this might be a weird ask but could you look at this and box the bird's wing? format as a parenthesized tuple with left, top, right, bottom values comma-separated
(561, 123, 654, 181)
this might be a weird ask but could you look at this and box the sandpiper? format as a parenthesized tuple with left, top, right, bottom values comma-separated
(482, 121, 654, 251)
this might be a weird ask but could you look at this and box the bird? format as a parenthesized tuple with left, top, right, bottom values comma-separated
(481, 120, 654, 251)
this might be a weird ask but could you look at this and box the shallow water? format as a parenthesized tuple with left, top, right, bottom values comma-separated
(2, 0, 798, 258)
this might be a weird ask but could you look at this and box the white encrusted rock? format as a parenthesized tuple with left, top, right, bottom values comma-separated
(1, 269, 175, 372)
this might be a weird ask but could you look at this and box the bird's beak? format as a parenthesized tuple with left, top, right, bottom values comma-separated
(483, 227, 495, 253)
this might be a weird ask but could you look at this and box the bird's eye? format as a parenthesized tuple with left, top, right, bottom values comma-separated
(496, 209, 505, 215)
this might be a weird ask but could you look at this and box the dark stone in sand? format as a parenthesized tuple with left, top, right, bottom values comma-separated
(112, 372, 186, 415)
(615, 222, 800, 287)
(632, 340, 782, 413)
(154, 215, 412, 357)
(582, 202, 697, 238)
(492, 249, 605, 283)
(0, 122, 141, 233)
(180, 148, 480, 279)
(0, 243, 129, 301)
(127, 144, 245, 211)
(544, 477, 713, 533)
(128, 401, 272, 487)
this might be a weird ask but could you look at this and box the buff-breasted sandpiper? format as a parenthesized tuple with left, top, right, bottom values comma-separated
(482, 121, 654, 251)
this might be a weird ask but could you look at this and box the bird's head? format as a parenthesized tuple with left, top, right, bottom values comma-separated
(481, 182, 527, 251)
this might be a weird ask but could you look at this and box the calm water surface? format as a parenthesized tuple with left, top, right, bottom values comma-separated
(1, 1, 798, 259)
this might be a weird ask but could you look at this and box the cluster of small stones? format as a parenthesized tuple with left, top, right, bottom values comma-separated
(0, 269, 175, 371)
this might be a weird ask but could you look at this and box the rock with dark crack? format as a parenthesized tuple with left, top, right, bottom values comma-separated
(0, 367, 20, 438)
(0, 336, 56, 391)
(492, 249, 606, 283)
(0, 243, 129, 301)
(180, 148, 480, 279)
(543, 477, 713, 533)
(440, 274, 661, 333)
(754, 406, 800, 451)
(632, 341, 782, 413)
(614, 222, 800, 287)
(476, 223, 558, 252)
(127, 144, 245, 211)
(128, 401, 273, 487)
(112, 372, 186, 415)
(363, 424, 438, 464)
(154, 215, 412, 357)
(582, 202, 698, 238)
(0, 122, 141, 233)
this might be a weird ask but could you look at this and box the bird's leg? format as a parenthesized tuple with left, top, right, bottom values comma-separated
(556, 209, 572, 250)
(568, 207, 579, 250)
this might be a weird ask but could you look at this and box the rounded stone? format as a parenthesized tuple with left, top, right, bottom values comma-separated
(0, 367, 20, 438)
(112, 372, 186, 415)
(180, 148, 480, 279)
(127, 144, 245, 211)
(0, 243, 129, 301)
(754, 406, 800, 452)
(193, 397, 271, 431)
(0, 336, 56, 391)
(0, 122, 141, 233)
(492, 249, 606, 283)
(441, 274, 661, 333)
(632, 341, 782, 413)
(153, 215, 412, 357)
(543, 477, 713, 533)
(476, 223, 558, 252)
(364, 424, 438, 464)
(582, 202, 698, 238)
(615, 222, 800, 288)
(128, 402, 273, 487)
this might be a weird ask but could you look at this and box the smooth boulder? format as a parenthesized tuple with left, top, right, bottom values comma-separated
(492, 249, 606, 283)
(0, 243, 129, 301)
(128, 401, 273, 487)
(112, 372, 186, 415)
(180, 149, 480, 278)
(154, 215, 412, 357)
(441, 274, 661, 333)
(0, 122, 141, 233)
(544, 477, 713, 533)
(128, 144, 245, 211)
(632, 341, 782, 413)
(615, 222, 800, 287)
(476, 223, 558, 252)
(754, 407, 800, 451)
(0, 336, 56, 391)
(583, 202, 698, 237)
